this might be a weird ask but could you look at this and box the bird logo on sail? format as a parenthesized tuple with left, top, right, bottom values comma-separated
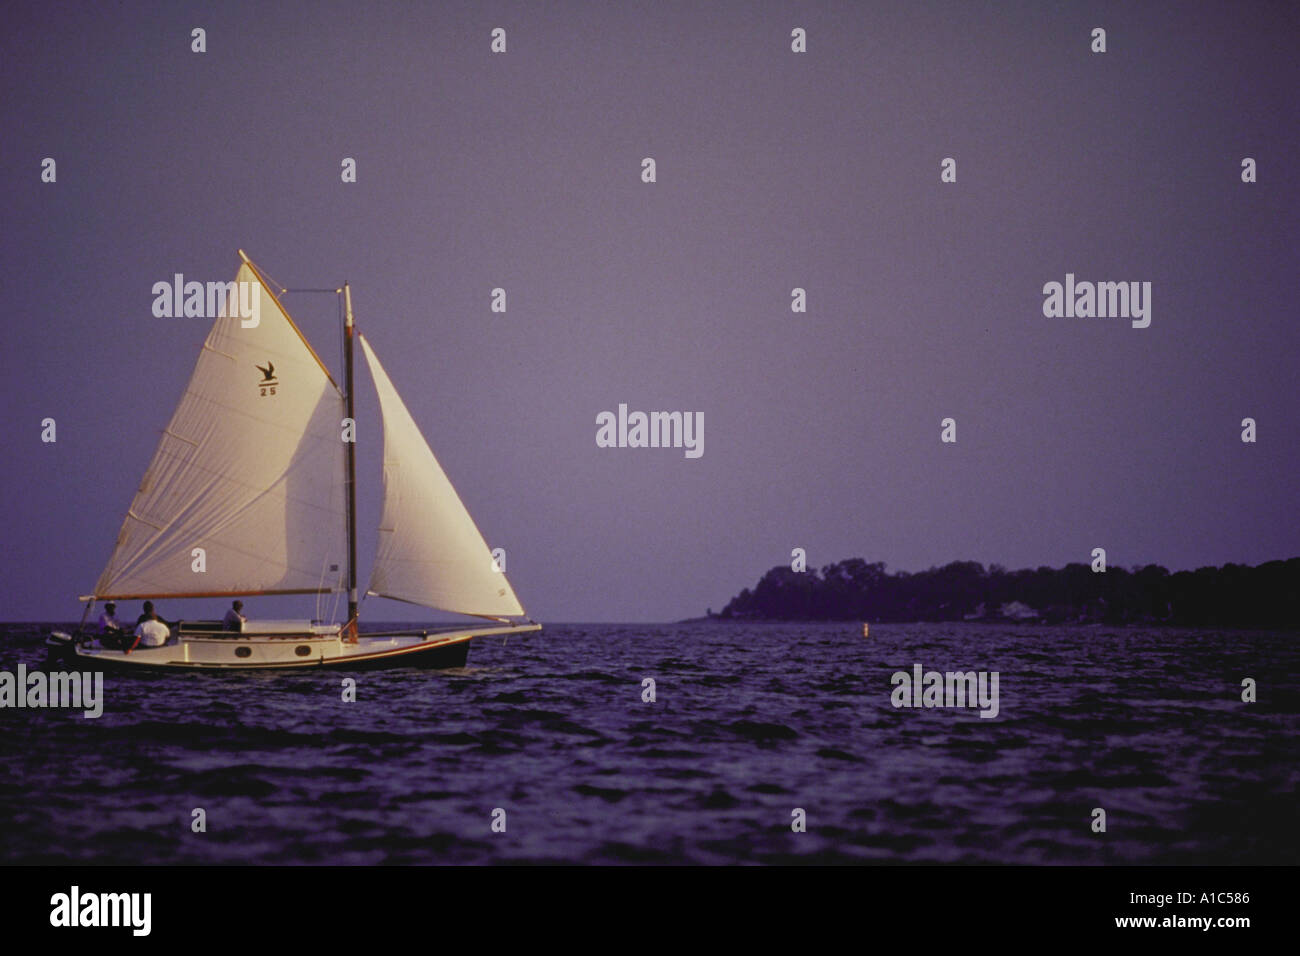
(256, 361, 278, 396)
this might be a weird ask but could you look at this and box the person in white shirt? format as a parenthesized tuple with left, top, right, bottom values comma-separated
(135, 600, 176, 629)
(223, 600, 247, 632)
(129, 612, 170, 652)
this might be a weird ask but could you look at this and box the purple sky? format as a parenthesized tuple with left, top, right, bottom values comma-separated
(2, 1, 1297, 622)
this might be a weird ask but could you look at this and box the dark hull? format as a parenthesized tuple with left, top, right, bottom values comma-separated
(326, 637, 471, 671)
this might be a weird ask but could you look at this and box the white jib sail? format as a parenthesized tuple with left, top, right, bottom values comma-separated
(93, 262, 347, 599)
(358, 333, 525, 618)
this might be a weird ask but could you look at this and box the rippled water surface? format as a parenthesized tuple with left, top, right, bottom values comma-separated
(1, 621, 1296, 864)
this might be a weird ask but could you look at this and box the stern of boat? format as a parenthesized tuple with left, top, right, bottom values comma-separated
(44, 630, 79, 667)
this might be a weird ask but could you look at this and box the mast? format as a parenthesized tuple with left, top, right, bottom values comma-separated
(343, 282, 360, 635)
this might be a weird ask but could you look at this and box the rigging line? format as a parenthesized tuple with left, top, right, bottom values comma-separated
(250, 262, 290, 295)
(327, 554, 344, 626)
(338, 290, 348, 626)
(315, 553, 331, 621)
(250, 258, 339, 295)
(330, 583, 343, 626)
(241, 256, 340, 390)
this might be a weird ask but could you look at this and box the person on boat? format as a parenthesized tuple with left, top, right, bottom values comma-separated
(135, 600, 177, 629)
(223, 600, 247, 631)
(128, 611, 170, 653)
(97, 602, 127, 649)
(97, 602, 123, 632)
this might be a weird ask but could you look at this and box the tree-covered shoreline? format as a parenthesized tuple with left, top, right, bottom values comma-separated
(714, 558, 1300, 628)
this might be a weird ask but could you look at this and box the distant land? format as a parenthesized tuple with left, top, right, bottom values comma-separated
(707, 558, 1300, 628)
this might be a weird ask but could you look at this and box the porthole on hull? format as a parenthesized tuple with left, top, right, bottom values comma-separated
(234, 646, 251, 658)
(295, 645, 312, 657)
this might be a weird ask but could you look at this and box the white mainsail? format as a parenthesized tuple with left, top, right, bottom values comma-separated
(359, 333, 525, 618)
(93, 262, 347, 599)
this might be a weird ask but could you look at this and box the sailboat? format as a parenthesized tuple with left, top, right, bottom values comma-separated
(46, 251, 540, 670)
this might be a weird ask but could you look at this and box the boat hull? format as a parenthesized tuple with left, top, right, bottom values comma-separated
(45, 623, 540, 673)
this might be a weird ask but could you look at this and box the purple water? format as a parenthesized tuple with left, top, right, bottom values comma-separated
(1, 621, 1295, 864)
